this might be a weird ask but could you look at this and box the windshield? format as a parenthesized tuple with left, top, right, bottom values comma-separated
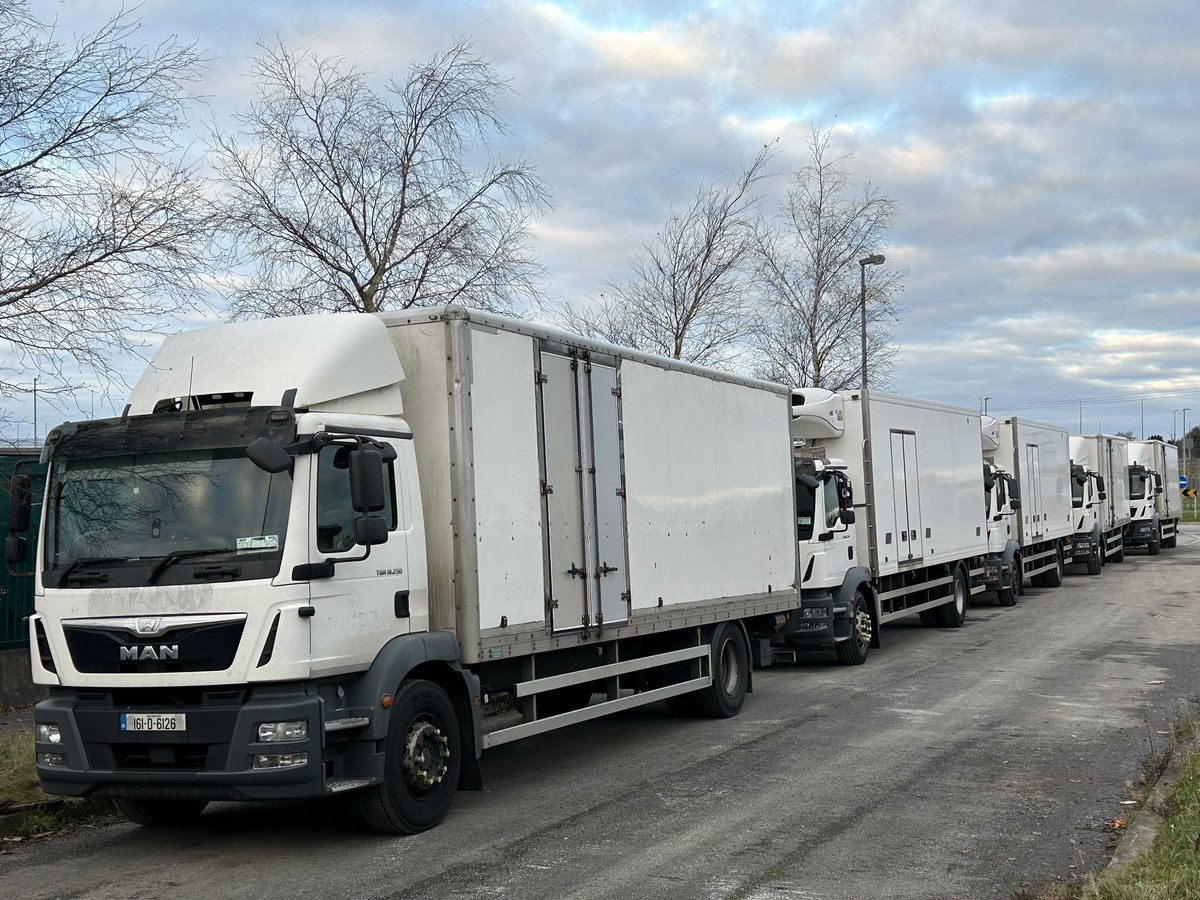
(796, 479, 816, 541)
(1128, 465, 1147, 501)
(1071, 465, 1085, 508)
(45, 448, 292, 587)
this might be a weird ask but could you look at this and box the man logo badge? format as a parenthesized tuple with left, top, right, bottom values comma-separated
(136, 618, 162, 635)
(120, 644, 179, 662)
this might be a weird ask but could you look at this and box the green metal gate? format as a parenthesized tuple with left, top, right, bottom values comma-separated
(1, 451, 44, 651)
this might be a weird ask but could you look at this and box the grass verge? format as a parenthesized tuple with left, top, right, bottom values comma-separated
(1023, 701, 1200, 899)
(0, 729, 112, 840)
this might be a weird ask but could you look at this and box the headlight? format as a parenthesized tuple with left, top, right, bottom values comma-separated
(36, 723, 62, 744)
(257, 720, 308, 742)
(253, 753, 308, 769)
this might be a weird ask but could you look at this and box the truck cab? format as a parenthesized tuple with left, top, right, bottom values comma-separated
(981, 460, 1021, 604)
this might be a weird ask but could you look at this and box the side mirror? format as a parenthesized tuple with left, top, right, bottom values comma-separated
(1010, 498, 1022, 510)
(797, 473, 819, 490)
(840, 508, 856, 525)
(1098, 491, 1107, 501)
(7, 474, 31, 534)
(983, 474, 996, 492)
(1097, 476, 1106, 494)
(354, 516, 388, 546)
(246, 438, 293, 474)
(5, 535, 27, 565)
(1074, 473, 1087, 486)
(349, 448, 386, 512)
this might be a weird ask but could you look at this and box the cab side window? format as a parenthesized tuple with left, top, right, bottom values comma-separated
(823, 478, 841, 530)
(315, 444, 397, 552)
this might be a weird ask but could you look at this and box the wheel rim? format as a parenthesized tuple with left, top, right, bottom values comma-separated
(402, 717, 451, 795)
(853, 599, 873, 648)
(719, 639, 740, 695)
(954, 575, 966, 614)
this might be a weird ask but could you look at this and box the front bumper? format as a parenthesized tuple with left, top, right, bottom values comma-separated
(33, 684, 343, 801)
(1124, 521, 1156, 546)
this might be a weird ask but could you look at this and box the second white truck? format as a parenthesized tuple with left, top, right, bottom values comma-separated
(782, 389, 989, 663)
(980, 416, 1073, 602)
(1067, 434, 1130, 569)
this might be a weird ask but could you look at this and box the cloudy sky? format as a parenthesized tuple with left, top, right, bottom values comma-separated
(6, 0, 1200, 444)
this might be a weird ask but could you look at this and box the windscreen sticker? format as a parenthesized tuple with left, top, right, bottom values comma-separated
(237, 535, 279, 551)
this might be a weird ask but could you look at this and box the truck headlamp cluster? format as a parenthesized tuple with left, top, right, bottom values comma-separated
(253, 752, 308, 770)
(36, 723, 62, 744)
(37, 752, 67, 767)
(257, 720, 308, 742)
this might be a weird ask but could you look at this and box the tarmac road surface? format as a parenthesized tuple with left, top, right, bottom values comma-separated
(2, 525, 1198, 899)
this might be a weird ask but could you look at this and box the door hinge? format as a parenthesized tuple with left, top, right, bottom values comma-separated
(535, 371, 548, 385)
(541, 480, 554, 496)
(621, 591, 631, 604)
(545, 593, 559, 612)
(615, 485, 626, 497)
(611, 387, 621, 398)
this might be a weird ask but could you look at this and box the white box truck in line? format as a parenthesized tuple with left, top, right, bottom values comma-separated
(4, 308, 807, 833)
(979, 416, 1073, 602)
(782, 389, 989, 663)
(1124, 439, 1181, 554)
(1067, 434, 1130, 569)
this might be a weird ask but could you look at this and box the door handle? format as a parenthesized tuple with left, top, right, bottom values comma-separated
(395, 590, 410, 618)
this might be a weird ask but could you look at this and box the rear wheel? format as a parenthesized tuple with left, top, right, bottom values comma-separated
(113, 798, 208, 827)
(835, 590, 872, 665)
(358, 679, 461, 834)
(694, 623, 749, 718)
(1113, 542, 1125, 563)
(935, 566, 968, 628)
(1043, 548, 1065, 587)
(1163, 530, 1177, 549)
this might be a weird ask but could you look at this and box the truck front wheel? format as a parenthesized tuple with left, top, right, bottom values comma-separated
(113, 797, 208, 827)
(835, 591, 872, 665)
(359, 679, 461, 834)
(1086, 543, 1102, 575)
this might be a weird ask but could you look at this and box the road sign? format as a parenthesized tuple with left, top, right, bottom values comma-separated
(1183, 488, 1196, 499)
(1181, 475, 1189, 490)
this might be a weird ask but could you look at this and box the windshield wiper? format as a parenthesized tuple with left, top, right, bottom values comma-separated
(56, 557, 127, 588)
(146, 548, 238, 585)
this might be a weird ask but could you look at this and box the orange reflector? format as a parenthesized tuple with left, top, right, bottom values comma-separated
(381, 694, 393, 708)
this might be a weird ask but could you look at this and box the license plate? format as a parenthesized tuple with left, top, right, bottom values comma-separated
(120, 712, 186, 733)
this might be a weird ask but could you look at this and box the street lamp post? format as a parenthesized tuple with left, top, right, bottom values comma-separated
(859, 254, 885, 390)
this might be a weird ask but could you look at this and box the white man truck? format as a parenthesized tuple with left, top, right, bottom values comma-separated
(1124, 439, 1181, 554)
(1067, 434, 1130, 569)
(4, 308, 806, 834)
(979, 416, 1073, 603)
(780, 388, 989, 664)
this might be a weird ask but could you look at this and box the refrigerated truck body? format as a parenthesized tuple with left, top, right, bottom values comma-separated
(1124, 439, 1181, 553)
(1067, 434, 1130, 568)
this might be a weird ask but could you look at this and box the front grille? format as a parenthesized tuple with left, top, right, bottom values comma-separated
(64, 620, 245, 673)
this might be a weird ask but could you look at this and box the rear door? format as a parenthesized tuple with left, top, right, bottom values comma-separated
(1025, 445, 1043, 539)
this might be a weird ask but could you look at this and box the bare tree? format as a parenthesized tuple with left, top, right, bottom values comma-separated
(557, 146, 775, 366)
(0, 1, 215, 431)
(750, 125, 902, 389)
(212, 40, 549, 319)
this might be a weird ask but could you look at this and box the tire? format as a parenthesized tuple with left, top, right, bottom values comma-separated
(1042, 548, 1065, 587)
(1163, 530, 1177, 549)
(358, 679, 461, 834)
(113, 798, 208, 827)
(1113, 542, 1125, 563)
(1086, 543, 1102, 576)
(1014, 555, 1025, 596)
(918, 609, 939, 627)
(935, 566, 968, 628)
(694, 623, 749, 718)
(835, 590, 872, 665)
(997, 579, 1017, 607)
(1148, 534, 1161, 556)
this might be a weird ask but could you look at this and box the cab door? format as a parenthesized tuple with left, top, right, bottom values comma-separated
(306, 436, 412, 675)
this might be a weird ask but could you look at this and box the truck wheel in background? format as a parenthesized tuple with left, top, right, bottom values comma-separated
(935, 566, 968, 628)
(1113, 542, 1125, 563)
(1014, 555, 1025, 596)
(1043, 548, 1065, 587)
(359, 679, 461, 834)
(1163, 530, 1177, 549)
(1086, 543, 1102, 575)
(113, 798, 208, 827)
(835, 591, 872, 665)
(997, 577, 1018, 608)
(1148, 537, 1161, 556)
(694, 622, 750, 718)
